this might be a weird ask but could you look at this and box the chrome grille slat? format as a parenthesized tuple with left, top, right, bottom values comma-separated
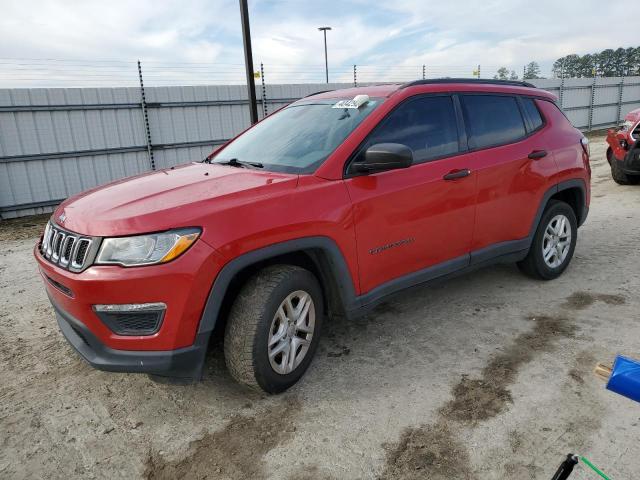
(40, 221, 97, 273)
(72, 239, 91, 269)
(69, 238, 82, 267)
(45, 226, 56, 258)
(51, 231, 66, 261)
(59, 235, 76, 266)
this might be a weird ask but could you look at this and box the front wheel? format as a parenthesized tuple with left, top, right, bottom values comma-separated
(517, 200, 577, 280)
(611, 158, 640, 185)
(224, 265, 323, 393)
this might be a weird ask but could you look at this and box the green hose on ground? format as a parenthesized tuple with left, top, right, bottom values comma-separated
(579, 456, 611, 480)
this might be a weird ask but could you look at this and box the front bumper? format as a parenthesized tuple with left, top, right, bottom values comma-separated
(35, 239, 223, 351)
(52, 295, 208, 379)
(609, 134, 640, 175)
(35, 232, 227, 379)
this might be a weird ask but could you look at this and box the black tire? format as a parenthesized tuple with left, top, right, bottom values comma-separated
(224, 265, 323, 393)
(611, 157, 640, 185)
(517, 200, 578, 280)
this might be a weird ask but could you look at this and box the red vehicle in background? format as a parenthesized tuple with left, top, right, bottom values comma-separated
(606, 108, 640, 184)
(35, 79, 591, 393)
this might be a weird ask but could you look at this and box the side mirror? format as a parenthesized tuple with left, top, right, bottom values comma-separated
(352, 143, 413, 174)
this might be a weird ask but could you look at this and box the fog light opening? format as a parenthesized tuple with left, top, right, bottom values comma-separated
(92, 303, 166, 336)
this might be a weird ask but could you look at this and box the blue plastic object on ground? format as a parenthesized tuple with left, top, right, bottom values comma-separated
(606, 355, 640, 403)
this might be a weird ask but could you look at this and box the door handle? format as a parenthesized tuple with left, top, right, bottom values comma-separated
(528, 150, 547, 160)
(443, 168, 471, 180)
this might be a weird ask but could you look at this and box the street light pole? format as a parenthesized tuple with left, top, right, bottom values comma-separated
(239, 0, 258, 124)
(318, 27, 331, 83)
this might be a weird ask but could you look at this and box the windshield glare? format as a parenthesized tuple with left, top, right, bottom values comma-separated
(212, 99, 380, 174)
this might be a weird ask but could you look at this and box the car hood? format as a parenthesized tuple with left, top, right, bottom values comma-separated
(624, 108, 640, 124)
(54, 162, 298, 237)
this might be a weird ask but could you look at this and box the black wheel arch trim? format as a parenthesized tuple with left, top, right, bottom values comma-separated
(531, 178, 588, 230)
(197, 236, 357, 337)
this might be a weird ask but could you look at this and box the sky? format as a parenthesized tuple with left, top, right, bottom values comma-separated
(0, 0, 637, 87)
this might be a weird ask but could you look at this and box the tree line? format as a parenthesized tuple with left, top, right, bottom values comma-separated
(553, 47, 640, 78)
(493, 47, 640, 81)
(494, 62, 542, 81)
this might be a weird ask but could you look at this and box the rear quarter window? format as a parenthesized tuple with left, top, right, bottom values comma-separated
(461, 95, 526, 150)
(521, 97, 544, 132)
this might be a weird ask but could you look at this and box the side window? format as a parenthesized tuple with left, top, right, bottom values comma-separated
(461, 95, 526, 149)
(521, 97, 544, 132)
(354, 95, 459, 165)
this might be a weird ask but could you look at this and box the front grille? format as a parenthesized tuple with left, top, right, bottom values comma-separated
(40, 221, 99, 273)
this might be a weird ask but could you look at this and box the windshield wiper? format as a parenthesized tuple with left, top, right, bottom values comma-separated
(215, 158, 263, 169)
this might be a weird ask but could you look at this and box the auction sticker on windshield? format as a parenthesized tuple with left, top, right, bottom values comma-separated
(332, 94, 370, 109)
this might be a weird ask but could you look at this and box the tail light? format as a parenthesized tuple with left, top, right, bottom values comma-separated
(580, 137, 590, 157)
(580, 137, 591, 176)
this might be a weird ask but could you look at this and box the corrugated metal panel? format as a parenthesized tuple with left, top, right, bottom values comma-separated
(592, 105, 619, 126)
(562, 87, 591, 109)
(565, 109, 589, 130)
(595, 84, 622, 106)
(1, 78, 640, 218)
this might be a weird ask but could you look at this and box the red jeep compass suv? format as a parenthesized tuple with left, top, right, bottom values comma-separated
(35, 79, 591, 393)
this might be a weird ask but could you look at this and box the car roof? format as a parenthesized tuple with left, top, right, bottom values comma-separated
(302, 78, 556, 102)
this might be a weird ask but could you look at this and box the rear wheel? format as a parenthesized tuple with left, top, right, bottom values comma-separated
(224, 265, 323, 393)
(517, 200, 577, 280)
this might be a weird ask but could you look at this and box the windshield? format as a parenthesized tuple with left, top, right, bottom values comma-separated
(211, 98, 381, 174)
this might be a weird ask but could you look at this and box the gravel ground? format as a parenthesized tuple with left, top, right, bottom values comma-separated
(1, 134, 639, 479)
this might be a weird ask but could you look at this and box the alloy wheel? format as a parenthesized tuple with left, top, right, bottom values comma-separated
(542, 214, 572, 268)
(267, 290, 315, 375)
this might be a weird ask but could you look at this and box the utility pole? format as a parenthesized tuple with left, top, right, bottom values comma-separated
(318, 27, 331, 83)
(239, 0, 258, 124)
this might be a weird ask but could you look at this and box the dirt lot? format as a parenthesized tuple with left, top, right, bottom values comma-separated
(1, 134, 640, 479)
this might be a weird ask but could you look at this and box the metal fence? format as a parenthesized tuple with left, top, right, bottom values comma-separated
(1, 76, 639, 219)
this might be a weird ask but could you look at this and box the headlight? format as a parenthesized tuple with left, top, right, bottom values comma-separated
(96, 228, 200, 267)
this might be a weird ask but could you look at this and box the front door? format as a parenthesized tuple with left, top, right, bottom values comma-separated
(344, 95, 478, 295)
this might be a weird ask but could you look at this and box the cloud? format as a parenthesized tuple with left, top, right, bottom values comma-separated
(0, 0, 637, 87)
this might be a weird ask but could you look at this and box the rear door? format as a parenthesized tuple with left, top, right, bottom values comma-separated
(344, 95, 478, 294)
(460, 94, 557, 254)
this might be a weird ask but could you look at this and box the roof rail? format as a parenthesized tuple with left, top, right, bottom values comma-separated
(304, 90, 334, 98)
(401, 78, 537, 89)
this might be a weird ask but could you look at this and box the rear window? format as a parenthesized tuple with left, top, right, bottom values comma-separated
(461, 95, 526, 149)
(521, 98, 544, 131)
